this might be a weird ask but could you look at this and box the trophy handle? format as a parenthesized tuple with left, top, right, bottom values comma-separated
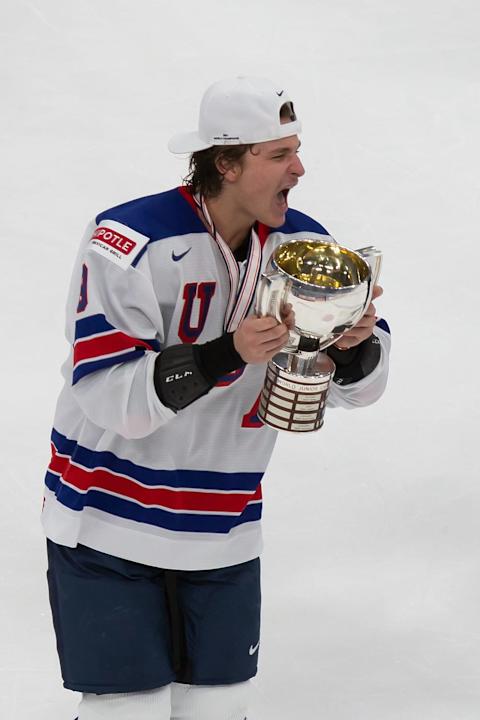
(255, 272, 300, 352)
(355, 246, 382, 286)
(255, 272, 284, 320)
(353, 246, 383, 318)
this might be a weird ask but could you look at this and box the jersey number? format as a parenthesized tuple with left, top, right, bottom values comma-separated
(77, 264, 88, 313)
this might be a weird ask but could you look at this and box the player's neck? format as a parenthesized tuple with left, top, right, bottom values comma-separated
(203, 194, 253, 252)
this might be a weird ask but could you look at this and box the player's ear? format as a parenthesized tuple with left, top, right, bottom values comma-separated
(215, 153, 242, 183)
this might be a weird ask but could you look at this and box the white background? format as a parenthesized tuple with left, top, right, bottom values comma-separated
(1, 1, 479, 718)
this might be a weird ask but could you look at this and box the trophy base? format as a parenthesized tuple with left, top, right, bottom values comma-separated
(257, 351, 336, 433)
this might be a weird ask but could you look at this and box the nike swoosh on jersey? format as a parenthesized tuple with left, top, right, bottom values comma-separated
(249, 642, 260, 655)
(172, 248, 192, 261)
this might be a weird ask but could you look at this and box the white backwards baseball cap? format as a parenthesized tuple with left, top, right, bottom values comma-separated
(168, 75, 302, 154)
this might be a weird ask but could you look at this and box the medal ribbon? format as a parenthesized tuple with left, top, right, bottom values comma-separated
(194, 194, 263, 333)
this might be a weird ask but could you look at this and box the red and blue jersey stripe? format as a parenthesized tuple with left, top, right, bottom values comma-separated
(45, 429, 263, 534)
(72, 314, 160, 385)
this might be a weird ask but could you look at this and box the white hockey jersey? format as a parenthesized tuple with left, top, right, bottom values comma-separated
(42, 187, 391, 570)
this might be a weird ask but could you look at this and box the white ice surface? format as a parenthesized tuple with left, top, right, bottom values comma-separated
(1, 0, 480, 718)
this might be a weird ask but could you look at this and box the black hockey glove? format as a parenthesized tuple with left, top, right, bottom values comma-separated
(326, 333, 381, 385)
(153, 333, 245, 412)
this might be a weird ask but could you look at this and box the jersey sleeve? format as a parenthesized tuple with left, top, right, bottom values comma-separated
(66, 220, 175, 438)
(326, 321, 391, 409)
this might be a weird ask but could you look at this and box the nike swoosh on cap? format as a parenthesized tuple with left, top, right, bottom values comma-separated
(249, 642, 260, 655)
(172, 248, 192, 262)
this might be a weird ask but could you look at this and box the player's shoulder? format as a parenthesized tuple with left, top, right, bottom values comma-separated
(276, 207, 330, 236)
(95, 186, 204, 241)
(86, 187, 205, 270)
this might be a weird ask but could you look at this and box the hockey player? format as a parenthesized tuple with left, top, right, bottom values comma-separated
(43, 76, 391, 720)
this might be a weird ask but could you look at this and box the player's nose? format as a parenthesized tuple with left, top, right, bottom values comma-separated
(291, 154, 305, 177)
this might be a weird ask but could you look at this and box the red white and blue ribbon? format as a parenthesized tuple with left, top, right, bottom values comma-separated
(194, 194, 263, 333)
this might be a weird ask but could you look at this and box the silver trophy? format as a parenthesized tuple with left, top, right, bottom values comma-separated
(255, 239, 382, 432)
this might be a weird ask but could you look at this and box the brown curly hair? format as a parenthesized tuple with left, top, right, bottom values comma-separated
(183, 145, 254, 199)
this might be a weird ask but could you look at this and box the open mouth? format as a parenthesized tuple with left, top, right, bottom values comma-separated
(277, 188, 289, 206)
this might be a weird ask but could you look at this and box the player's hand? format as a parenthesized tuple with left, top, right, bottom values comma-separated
(334, 285, 383, 350)
(234, 312, 292, 364)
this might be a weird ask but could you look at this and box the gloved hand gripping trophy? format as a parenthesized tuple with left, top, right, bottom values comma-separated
(255, 240, 382, 432)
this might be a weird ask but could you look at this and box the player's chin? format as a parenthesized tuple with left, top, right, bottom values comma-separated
(266, 207, 287, 228)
